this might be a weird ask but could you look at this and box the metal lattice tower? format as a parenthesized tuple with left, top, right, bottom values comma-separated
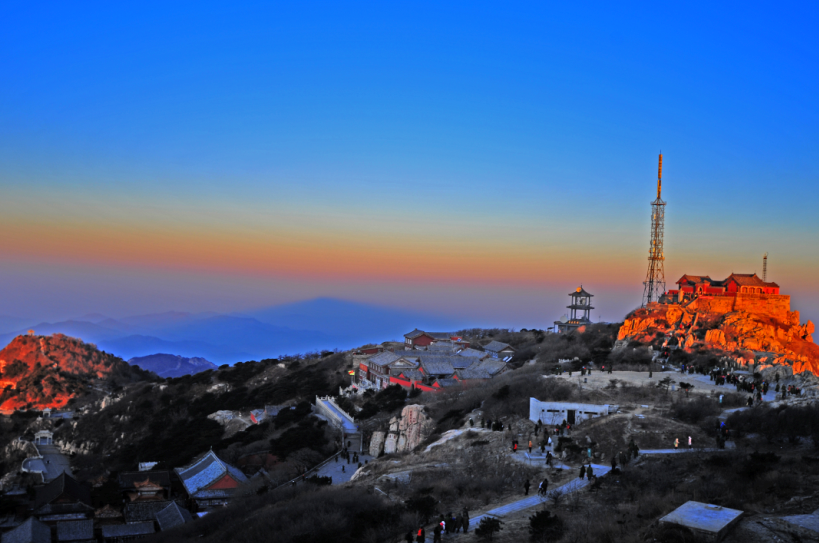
(642, 154, 666, 307)
(763, 252, 768, 282)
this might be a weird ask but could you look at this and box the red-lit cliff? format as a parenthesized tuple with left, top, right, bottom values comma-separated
(617, 283, 818, 375)
(0, 334, 150, 410)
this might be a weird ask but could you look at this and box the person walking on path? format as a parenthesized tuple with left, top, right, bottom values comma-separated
(688, 436, 692, 449)
(405, 531, 413, 543)
(611, 455, 617, 470)
(433, 523, 442, 543)
(462, 510, 470, 533)
(529, 440, 533, 453)
(586, 464, 594, 479)
(415, 526, 425, 543)
(579, 465, 586, 479)
(455, 514, 464, 533)
(524, 479, 530, 495)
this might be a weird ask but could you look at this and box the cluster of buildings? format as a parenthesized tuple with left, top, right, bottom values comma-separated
(1, 450, 255, 543)
(353, 329, 517, 391)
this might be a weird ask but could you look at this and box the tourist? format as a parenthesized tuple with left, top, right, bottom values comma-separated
(455, 514, 464, 533)
(579, 465, 586, 479)
(674, 438, 679, 449)
(611, 455, 617, 470)
(688, 436, 692, 449)
(524, 479, 530, 495)
(433, 523, 442, 543)
(416, 526, 425, 543)
(462, 510, 470, 533)
(586, 464, 594, 479)
(529, 440, 533, 453)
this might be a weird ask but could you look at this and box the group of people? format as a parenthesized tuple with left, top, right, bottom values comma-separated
(335, 448, 366, 474)
(523, 477, 551, 496)
(408, 510, 470, 543)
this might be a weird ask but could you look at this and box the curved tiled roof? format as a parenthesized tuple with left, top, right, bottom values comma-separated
(34, 473, 91, 510)
(366, 351, 401, 367)
(483, 340, 514, 353)
(156, 501, 194, 532)
(101, 522, 155, 539)
(55, 520, 93, 542)
(2, 518, 51, 543)
(174, 450, 247, 497)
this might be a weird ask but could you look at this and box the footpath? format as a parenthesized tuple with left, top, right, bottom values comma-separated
(425, 463, 612, 541)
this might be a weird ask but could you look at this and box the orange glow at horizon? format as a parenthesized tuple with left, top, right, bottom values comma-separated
(0, 216, 638, 287)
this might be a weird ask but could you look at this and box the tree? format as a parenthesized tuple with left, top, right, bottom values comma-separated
(679, 382, 694, 397)
(475, 516, 504, 540)
(529, 510, 564, 542)
(405, 495, 436, 524)
(657, 376, 676, 393)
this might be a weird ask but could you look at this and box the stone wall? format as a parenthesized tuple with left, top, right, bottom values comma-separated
(689, 294, 791, 321)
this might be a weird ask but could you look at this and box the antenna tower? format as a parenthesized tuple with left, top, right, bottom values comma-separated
(641, 154, 666, 307)
(763, 253, 768, 282)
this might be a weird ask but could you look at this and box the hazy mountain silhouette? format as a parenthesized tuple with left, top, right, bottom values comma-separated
(242, 297, 462, 345)
(0, 297, 463, 364)
(128, 353, 218, 378)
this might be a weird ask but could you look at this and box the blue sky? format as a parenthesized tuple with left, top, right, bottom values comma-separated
(1, 1, 817, 326)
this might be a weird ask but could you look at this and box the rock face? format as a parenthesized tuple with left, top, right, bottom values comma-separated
(369, 431, 386, 457)
(0, 334, 151, 410)
(376, 404, 435, 455)
(617, 295, 819, 375)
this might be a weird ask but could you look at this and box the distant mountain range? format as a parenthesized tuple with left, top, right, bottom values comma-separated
(128, 354, 219, 378)
(0, 298, 463, 365)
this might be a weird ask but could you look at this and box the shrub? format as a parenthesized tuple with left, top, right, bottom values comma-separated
(475, 517, 504, 540)
(529, 510, 564, 542)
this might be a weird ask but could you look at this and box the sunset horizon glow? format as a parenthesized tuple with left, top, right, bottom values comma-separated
(2, 2, 817, 332)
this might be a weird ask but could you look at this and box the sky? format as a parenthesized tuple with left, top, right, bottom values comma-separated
(1, 1, 818, 328)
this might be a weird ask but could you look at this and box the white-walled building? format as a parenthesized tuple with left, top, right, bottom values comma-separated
(529, 398, 615, 426)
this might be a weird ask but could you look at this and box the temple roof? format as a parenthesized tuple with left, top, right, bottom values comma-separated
(101, 522, 155, 539)
(726, 273, 779, 288)
(483, 341, 514, 353)
(119, 471, 171, 489)
(677, 274, 713, 285)
(569, 286, 594, 297)
(174, 450, 247, 497)
(34, 473, 91, 510)
(156, 501, 194, 532)
(366, 351, 401, 367)
(2, 518, 51, 543)
(55, 520, 93, 542)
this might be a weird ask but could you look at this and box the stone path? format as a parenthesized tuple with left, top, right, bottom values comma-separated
(641, 443, 735, 455)
(314, 452, 373, 485)
(424, 463, 611, 541)
(22, 444, 72, 482)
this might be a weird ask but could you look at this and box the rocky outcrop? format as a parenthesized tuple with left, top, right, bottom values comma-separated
(376, 405, 435, 455)
(369, 431, 386, 457)
(0, 334, 151, 410)
(617, 298, 819, 375)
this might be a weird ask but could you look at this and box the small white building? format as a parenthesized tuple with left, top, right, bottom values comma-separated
(529, 399, 615, 426)
(34, 430, 53, 445)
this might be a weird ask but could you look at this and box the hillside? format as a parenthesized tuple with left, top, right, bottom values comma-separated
(128, 353, 218, 378)
(0, 334, 153, 409)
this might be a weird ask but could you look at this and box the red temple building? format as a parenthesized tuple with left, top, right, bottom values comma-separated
(668, 273, 780, 299)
